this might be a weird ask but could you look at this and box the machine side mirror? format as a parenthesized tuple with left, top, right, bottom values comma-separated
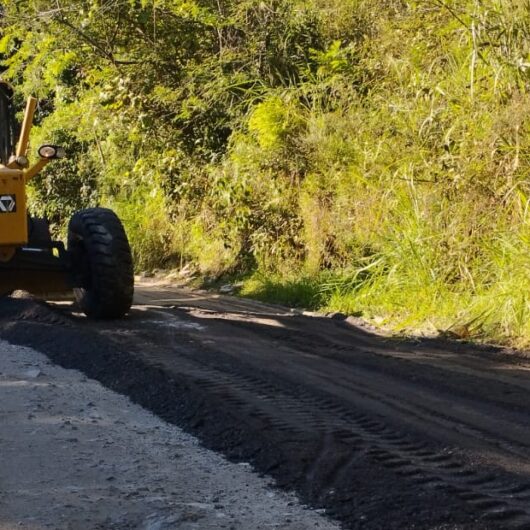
(38, 145, 66, 159)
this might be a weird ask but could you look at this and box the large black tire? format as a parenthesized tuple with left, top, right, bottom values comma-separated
(68, 208, 134, 319)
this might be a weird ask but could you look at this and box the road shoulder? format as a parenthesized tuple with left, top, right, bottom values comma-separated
(0, 340, 339, 530)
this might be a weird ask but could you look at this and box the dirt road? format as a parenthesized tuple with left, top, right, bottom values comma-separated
(0, 340, 340, 530)
(1, 282, 530, 529)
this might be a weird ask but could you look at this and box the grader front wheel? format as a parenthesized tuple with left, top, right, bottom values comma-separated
(68, 208, 134, 319)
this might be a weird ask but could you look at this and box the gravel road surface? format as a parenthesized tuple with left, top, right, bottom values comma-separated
(0, 339, 339, 530)
(1, 283, 530, 529)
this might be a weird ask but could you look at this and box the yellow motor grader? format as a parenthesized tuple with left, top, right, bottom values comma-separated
(0, 81, 134, 318)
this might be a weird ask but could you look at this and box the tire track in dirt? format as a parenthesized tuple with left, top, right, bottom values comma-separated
(142, 346, 530, 528)
(2, 294, 530, 529)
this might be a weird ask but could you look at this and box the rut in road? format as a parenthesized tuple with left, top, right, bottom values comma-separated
(1, 292, 530, 529)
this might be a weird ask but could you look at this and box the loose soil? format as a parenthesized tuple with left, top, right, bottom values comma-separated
(1, 283, 530, 529)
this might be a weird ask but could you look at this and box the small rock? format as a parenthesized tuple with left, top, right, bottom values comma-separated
(24, 368, 42, 378)
(328, 312, 347, 321)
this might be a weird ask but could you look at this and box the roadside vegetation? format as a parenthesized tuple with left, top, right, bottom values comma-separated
(2, 0, 530, 344)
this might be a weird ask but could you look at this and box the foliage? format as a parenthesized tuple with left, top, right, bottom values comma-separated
(3, 0, 530, 344)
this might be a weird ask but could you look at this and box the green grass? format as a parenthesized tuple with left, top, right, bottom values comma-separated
(7, 0, 530, 347)
(240, 274, 327, 310)
(138, 1, 530, 348)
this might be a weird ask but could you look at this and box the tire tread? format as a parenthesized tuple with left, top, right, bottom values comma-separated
(68, 207, 134, 319)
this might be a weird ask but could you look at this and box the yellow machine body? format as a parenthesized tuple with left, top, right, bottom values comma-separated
(0, 83, 134, 317)
(0, 90, 55, 289)
(0, 94, 48, 254)
(0, 169, 27, 246)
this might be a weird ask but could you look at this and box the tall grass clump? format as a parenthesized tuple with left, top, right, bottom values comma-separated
(233, 0, 530, 345)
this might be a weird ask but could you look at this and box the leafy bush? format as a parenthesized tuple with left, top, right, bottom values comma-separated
(4, 0, 530, 344)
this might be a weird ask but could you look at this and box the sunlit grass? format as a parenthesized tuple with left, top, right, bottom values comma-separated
(11, 0, 530, 346)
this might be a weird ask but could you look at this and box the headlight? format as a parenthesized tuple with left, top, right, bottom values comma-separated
(38, 145, 66, 159)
